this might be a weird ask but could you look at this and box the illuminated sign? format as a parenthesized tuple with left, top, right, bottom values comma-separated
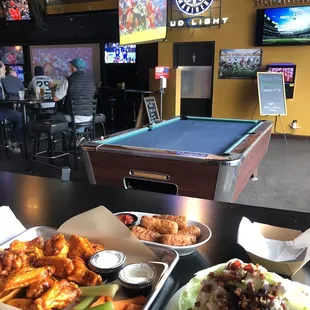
(171, 0, 228, 28)
(175, 0, 214, 16)
(170, 17, 229, 28)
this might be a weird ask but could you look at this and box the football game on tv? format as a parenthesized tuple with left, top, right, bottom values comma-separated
(105, 43, 136, 64)
(261, 6, 310, 45)
(119, 0, 167, 45)
(10, 65, 24, 82)
(1, 0, 31, 21)
(0, 46, 24, 65)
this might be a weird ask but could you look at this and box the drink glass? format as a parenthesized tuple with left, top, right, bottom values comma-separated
(18, 91, 25, 100)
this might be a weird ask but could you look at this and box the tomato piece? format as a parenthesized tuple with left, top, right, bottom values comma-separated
(230, 260, 242, 270)
(243, 264, 254, 273)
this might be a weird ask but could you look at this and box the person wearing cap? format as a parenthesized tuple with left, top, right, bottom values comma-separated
(28, 66, 54, 99)
(51, 58, 96, 145)
(0, 63, 23, 153)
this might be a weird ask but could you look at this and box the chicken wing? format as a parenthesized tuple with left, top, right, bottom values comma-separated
(34, 256, 74, 278)
(67, 257, 102, 286)
(0, 250, 29, 276)
(68, 234, 95, 260)
(26, 277, 54, 299)
(6, 298, 34, 310)
(90, 242, 105, 253)
(33, 279, 81, 310)
(10, 237, 44, 253)
(1, 266, 55, 292)
(0, 288, 22, 303)
(45, 234, 70, 258)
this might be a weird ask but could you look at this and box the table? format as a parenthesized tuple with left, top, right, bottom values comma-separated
(1, 172, 310, 309)
(82, 116, 273, 202)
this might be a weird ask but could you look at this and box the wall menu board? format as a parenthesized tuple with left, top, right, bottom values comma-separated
(257, 72, 287, 116)
(144, 96, 161, 124)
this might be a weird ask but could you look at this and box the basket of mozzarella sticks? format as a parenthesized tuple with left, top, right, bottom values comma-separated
(0, 206, 179, 310)
(114, 212, 212, 256)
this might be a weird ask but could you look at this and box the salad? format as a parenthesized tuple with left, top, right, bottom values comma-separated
(179, 259, 310, 310)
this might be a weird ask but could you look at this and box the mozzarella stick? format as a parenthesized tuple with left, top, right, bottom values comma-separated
(140, 216, 178, 234)
(154, 215, 187, 230)
(159, 234, 197, 246)
(130, 226, 162, 242)
(177, 226, 201, 238)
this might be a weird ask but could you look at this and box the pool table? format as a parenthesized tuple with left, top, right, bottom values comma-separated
(82, 116, 273, 202)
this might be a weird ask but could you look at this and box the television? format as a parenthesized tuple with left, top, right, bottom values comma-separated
(10, 65, 24, 82)
(119, 0, 167, 45)
(1, 0, 31, 21)
(30, 44, 101, 85)
(105, 43, 136, 64)
(255, 6, 310, 46)
(0, 46, 24, 65)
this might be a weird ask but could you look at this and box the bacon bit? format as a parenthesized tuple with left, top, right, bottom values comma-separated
(243, 264, 254, 273)
(234, 287, 242, 296)
(267, 293, 275, 301)
(201, 284, 212, 293)
(194, 301, 201, 307)
(229, 260, 242, 271)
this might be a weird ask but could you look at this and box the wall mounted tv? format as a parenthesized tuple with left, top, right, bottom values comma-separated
(1, 0, 31, 21)
(255, 6, 310, 46)
(0, 46, 24, 65)
(105, 43, 136, 64)
(119, 0, 167, 45)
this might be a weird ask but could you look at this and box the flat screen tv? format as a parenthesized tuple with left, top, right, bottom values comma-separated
(119, 0, 167, 45)
(267, 63, 296, 84)
(0, 46, 24, 65)
(105, 43, 136, 64)
(255, 6, 310, 46)
(30, 44, 101, 85)
(10, 65, 24, 82)
(1, 0, 31, 21)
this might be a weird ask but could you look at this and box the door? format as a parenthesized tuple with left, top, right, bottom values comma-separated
(174, 42, 215, 117)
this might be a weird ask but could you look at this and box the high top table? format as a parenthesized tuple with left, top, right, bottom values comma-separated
(0, 171, 310, 309)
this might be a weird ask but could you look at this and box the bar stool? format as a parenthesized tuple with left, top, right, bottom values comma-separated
(107, 97, 117, 121)
(94, 113, 106, 137)
(31, 120, 69, 166)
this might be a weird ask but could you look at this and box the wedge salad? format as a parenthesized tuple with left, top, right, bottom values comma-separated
(179, 259, 310, 310)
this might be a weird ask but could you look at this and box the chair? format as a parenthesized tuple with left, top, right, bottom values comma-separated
(68, 99, 97, 170)
(94, 113, 106, 137)
(32, 120, 69, 166)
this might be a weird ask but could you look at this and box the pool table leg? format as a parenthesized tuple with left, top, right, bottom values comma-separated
(250, 168, 258, 181)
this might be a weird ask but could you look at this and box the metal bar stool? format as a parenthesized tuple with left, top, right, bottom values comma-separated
(31, 120, 69, 166)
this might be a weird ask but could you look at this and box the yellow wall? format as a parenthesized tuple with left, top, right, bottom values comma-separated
(159, 0, 310, 135)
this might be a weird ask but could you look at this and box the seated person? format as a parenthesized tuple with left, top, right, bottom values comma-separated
(28, 66, 54, 100)
(2, 67, 24, 100)
(0, 62, 22, 153)
(51, 58, 96, 146)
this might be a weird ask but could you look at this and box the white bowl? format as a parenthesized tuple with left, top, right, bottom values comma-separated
(114, 211, 212, 256)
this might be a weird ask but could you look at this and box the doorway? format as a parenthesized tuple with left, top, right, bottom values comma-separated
(173, 42, 215, 117)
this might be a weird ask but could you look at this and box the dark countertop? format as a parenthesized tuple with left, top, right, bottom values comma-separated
(1, 171, 310, 308)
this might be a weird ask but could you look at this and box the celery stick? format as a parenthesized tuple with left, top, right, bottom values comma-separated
(84, 301, 114, 310)
(73, 296, 96, 310)
(80, 284, 119, 297)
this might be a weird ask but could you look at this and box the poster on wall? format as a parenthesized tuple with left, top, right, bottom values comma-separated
(218, 49, 263, 79)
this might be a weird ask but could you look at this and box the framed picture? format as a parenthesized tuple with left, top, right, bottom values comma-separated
(218, 49, 263, 79)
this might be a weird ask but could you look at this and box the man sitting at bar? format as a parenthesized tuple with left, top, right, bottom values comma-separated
(51, 58, 96, 146)
(2, 67, 24, 100)
(28, 66, 53, 99)
(0, 62, 22, 153)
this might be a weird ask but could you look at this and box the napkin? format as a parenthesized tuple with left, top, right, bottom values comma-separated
(237, 217, 308, 262)
(0, 206, 26, 245)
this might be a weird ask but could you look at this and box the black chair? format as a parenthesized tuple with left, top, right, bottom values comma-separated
(94, 113, 106, 137)
(32, 120, 69, 166)
(67, 99, 97, 170)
